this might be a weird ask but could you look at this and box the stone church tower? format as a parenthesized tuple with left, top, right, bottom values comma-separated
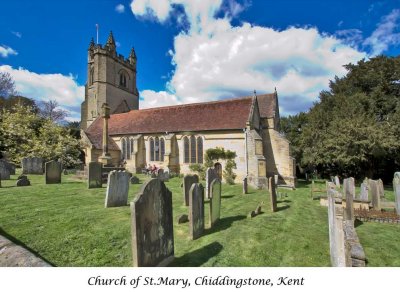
(81, 32, 139, 130)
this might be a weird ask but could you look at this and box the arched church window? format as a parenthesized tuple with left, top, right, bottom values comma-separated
(119, 72, 127, 88)
(155, 137, 160, 161)
(121, 138, 127, 160)
(130, 138, 134, 159)
(190, 136, 196, 163)
(126, 137, 131, 160)
(89, 67, 94, 85)
(149, 138, 154, 161)
(197, 137, 203, 163)
(184, 137, 189, 163)
(160, 138, 165, 161)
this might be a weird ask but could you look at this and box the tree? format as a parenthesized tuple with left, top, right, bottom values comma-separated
(39, 99, 68, 123)
(297, 56, 400, 180)
(0, 72, 17, 98)
(0, 95, 39, 113)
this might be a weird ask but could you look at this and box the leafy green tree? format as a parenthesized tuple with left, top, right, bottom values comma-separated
(0, 72, 17, 98)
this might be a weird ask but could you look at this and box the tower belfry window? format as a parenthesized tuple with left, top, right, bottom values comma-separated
(119, 73, 127, 88)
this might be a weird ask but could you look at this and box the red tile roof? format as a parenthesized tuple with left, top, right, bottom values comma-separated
(85, 93, 276, 149)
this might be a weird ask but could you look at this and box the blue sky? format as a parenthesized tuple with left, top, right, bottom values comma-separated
(1, 0, 400, 121)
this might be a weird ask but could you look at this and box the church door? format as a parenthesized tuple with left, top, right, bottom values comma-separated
(214, 162, 222, 180)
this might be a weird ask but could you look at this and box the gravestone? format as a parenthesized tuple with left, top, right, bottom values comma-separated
(189, 183, 205, 240)
(377, 179, 384, 198)
(274, 174, 279, 185)
(334, 176, 340, 188)
(205, 168, 218, 199)
(393, 172, 400, 215)
(16, 176, 30, 187)
(269, 177, 277, 212)
(360, 183, 368, 201)
(209, 178, 221, 228)
(183, 174, 199, 206)
(177, 214, 189, 224)
(163, 169, 170, 182)
(88, 162, 102, 189)
(0, 160, 15, 175)
(343, 178, 355, 221)
(327, 189, 346, 267)
(0, 161, 11, 180)
(130, 176, 140, 184)
(131, 178, 174, 267)
(45, 160, 61, 184)
(105, 170, 130, 207)
(22, 157, 44, 174)
(369, 179, 381, 211)
(242, 177, 248, 194)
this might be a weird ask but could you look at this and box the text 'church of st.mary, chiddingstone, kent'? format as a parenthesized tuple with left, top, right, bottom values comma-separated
(80, 32, 296, 189)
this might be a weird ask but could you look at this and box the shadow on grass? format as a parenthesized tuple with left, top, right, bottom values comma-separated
(221, 195, 235, 199)
(276, 205, 290, 212)
(354, 219, 364, 228)
(277, 200, 292, 203)
(205, 215, 246, 235)
(0, 227, 55, 266)
(170, 242, 223, 267)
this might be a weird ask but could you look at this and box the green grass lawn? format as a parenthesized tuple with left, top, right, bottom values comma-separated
(0, 173, 399, 266)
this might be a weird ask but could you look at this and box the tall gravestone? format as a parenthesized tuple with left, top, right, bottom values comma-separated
(45, 160, 61, 184)
(209, 178, 221, 228)
(343, 178, 355, 221)
(327, 189, 346, 267)
(360, 183, 368, 201)
(393, 172, 400, 215)
(189, 183, 205, 240)
(0, 161, 11, 180)
(105, 170, 130, 207)
(131, 178, 174, 267)
(22, 157, 44, 174)
(269, 177, 277, 212)
(369, 179, 381, 211)
(243, 177, 248, 194)
(183, 174, 199, 206)
(334, 176, 340, 188)
(377, 179, 384, 198)
(88, 162, 102, 189)
(205, 168, 218, 199)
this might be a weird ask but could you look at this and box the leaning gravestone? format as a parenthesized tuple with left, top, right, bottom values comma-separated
(269, 177, 277, 212)
(360, 183, 368, 201)
(105, 170, 130, 207)
(0, 161, 11, 180)
(22, 157, 43, 174)
(130, 176, 140, 184)
(343, 178, 355, 221)
(88, 162, 102, 189)
(183, 174, 199, 206)
(205, 168, 218, 199)
(243, 177, 248, 194)
(369, 179, 381, 211)
(209, 178, 221, 228)
(45, 160, 61, 184)
(393, 172, 400, 216)
(16, 176, 30, 187)
(131, 178, 174, 267)
(189, 183, 205, 240)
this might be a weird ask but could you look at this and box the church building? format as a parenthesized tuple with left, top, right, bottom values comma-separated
(81, 32, 296, 189)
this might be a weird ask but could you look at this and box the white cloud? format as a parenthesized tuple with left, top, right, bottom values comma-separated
(139, 89, 181, 109)
(11, 31, 22, 38)
(130, 0, 172, 22)
(115, 4, 125, 13)
(0, 65, 84, 119)
(130, 0, 367, 115)
(364, 9, 400, 56)
(335, 29, 363, 48)
(0, 45, 18, 58)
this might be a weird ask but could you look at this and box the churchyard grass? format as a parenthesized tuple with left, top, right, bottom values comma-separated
(0, 173, 399, 266)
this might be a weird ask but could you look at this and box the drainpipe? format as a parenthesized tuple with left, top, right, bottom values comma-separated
(244, 128, 248, 177)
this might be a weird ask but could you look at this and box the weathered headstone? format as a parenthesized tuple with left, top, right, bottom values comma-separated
(0, 160, 16, 175)
(131, 178, 174, 267)
(16, 177, 30, 187)
(269, 177, 277, 212)
(0, 161, 11, 180)
(360, 183, 368, 201)
(334, 176, 340, 188)
(88, 162, 102, 189)
(369, 179, 381, 211)
(205, 168, 218, 199)
(159, 169, 170, 182)
(274, 174, 279, 185)
(45, 160, 61, 184)
(393, 172, 400, 215)
(377, 179, 384, 198)
(189, 183, 205, 240)
(105, 170, 130, 207)
(327, 189, 346, 267)
(130, 176, 140, 184)
(209, 178, 221, 228)
(183, 174, 199, 206)
(22, 157, 43, 174)
(343, 178, 355, 221)
(242, 177, 248, 194)
(177, 214, 189, 224)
